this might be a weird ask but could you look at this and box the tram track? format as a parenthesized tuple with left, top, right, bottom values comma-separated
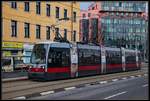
(2, 69, 147, 100)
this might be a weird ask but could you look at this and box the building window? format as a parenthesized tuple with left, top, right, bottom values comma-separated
(24, 23, 30, 38)
(36, 2, 41, 14)
(73, 11, 76, 22)
(11, 20, 17, 37)
(46, 4, 50, 17)
(46, 26, 50, 40)
(64, 9, 67, 18)
(92, 7, 95, 10)
(119, 2, 122, 7)
(116, 12, 119, 16)
(64, 29, 67, 40)
(11, 2, 17, 9)
(72, 30, 76, 41)
(24, 2, 29, 12)
(88, 13, 91, 17)
(36, 25, 40, 39)
(56, 7, 59, 18)
(83, 13, 86, 18)
(55, 28, 59, 37)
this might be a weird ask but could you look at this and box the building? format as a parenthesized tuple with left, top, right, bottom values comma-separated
(80, 4, 100, 43)
(2, 1, 80, 59)
(80, 1, 147, 59)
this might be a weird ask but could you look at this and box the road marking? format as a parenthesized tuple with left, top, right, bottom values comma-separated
(13, 96, 26, 99)
(130, 76, 135, 78)
(40, 91, 54, 95)
(85, 84, 91, 86)
(122, 77, 127, 80)
(99, 81, 107, 84)
(142, 84, 148, 87)
(64, 87, 76, 91)
(104, 91, 127, 99)
(137, 75, 141, 77)
(112, 79, 118, 82)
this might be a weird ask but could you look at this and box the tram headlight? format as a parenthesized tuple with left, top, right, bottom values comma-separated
(29, 65, 33, 69)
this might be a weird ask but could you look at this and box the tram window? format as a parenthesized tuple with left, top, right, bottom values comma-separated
(94, 50, 100, 64)
(78, 49, 100, 66)
(115, 52, 121, 64)
(138, 53, 141, 62)
(125, 52, 136, 63)
(106, 51, 121, 64)
(48, 48, 70, 67)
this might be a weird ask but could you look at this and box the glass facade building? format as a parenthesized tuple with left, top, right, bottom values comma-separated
(80, 1, 147, 60)
(101, 13, 146, 50)
(100, 1, 147, 59)
(101, 1, 146, 12)
(80, 19, 89, 43)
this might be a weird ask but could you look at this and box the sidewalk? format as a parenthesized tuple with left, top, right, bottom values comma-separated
(2, 70, 28, 79)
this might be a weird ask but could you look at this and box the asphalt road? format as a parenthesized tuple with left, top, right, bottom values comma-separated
(29, 75, 148, 100)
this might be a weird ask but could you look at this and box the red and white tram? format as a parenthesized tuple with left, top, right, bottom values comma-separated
(28, 42, 141, 80)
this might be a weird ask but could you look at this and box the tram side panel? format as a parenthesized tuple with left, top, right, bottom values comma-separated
(124, 50, 138, 71)
(105, 48, 123, 74)
(136, 50, 141, 70)
(46, 47, 71, 80)
(70, 43, 78, 78)
(138, 51, 142, 70)
(121, 47, 126, 71)
(100, 46, 106, 74)
(77, 44, 101, 77)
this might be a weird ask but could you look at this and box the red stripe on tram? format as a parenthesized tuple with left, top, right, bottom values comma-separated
(47, 67, 70, 73)
(106, 64, 122, 69)
(78, 65, 100, 71)
(126, 63, 137, 68)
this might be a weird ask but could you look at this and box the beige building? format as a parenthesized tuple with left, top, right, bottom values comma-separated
(2, 1, 80, 57)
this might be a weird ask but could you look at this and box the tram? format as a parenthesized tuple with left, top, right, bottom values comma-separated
(28, 41, 141, 80)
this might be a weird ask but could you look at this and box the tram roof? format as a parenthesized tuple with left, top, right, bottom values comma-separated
(35, 41, 71, 48)
(77, 44, 100, 50)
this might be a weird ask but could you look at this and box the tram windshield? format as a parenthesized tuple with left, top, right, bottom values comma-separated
(31, 44, 48, 64)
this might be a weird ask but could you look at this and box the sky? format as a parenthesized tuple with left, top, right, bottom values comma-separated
(80, 2, 93, 10)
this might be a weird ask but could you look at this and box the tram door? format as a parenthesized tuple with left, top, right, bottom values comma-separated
(121, 47, 125, 71)
(70, 43, 78, 78)
(101, 46, 106, 74)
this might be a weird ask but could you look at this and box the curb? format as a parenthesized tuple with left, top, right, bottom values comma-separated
(2, 76, 28, 82)
(12, 73, 148, 100)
